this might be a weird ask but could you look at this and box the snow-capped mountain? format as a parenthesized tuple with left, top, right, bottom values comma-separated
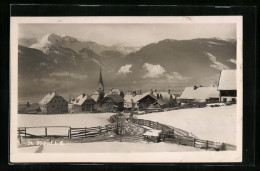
(18, 34, 236, 98)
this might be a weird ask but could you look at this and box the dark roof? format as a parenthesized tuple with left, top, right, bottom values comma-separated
(154, 100, 166, 106)
(100, 94, 124, 103)
(137, 93, 158, 102)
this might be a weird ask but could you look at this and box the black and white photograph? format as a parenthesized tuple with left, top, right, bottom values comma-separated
(10, 16, 243, 163)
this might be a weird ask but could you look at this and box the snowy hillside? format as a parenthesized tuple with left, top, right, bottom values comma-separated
(137, 105, 236, 145)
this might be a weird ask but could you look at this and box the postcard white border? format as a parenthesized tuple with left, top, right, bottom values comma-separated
(10, 16, 243, 163)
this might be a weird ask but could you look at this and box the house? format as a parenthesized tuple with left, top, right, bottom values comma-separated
(217, 70, 236, 103)
(137, 93, 159, 110)
(153, 91, 176, 107)
(180, 86, 220, 103)
(123, 92, 150, 110)
(100, 94, 124, 112)
(39, 91, 68, 114)
(68, 93, 96, 113)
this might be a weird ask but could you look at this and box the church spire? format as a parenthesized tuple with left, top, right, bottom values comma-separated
(97, 65, 104, 93)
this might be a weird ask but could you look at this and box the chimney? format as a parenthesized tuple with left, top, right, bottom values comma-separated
(168, 89, 171, 94)
(27, 102, 29, 107)
(151, 89, 153, 94)
(82, 93, 85, 97)
(71, 96, 75, 102)
(193, 86, 198, 90)
(133, 91, 136, 97)
(139, 89, 142, 94)
(155, 89, 157, 92)
(50, 91, 52, 95)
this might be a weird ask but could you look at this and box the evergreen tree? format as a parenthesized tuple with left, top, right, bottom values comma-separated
(120, 91, 125, 98)
(97, 92, 104, 103)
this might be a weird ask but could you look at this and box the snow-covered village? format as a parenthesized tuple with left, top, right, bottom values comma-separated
(16, 23, 238, 154)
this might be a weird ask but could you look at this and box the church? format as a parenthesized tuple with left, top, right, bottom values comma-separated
(91, 66, 105, 102)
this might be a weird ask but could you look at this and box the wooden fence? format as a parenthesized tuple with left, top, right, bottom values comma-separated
(17, 124, 118, 139)
(69, 125, 116, 138)
(17, 126, 70, 138)
(128, 117, 231, 151)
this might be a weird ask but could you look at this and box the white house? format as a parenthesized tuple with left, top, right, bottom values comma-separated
(218, 70, 236, 103)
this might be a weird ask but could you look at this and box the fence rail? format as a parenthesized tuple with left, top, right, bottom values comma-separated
(128, 117, 231, 151)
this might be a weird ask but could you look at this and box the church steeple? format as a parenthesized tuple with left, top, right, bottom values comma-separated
(97, 66, 104, 93)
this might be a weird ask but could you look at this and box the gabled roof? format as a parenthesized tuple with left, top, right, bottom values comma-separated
(180, 87, 219, 100)
(153, 92, 175, 101)
(100, 94, 124, 103)
(124, 92, 150, 103)
(39, 91, 61, 105)
(218, 70, 236, 90)
(73, 94, 94, 105)
(153, 99, 166, 106)
(137, 93, 158, 102)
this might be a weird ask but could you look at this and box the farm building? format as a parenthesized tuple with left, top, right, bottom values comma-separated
(124, 92, 150, 110)
(180, 86, 220, 103)
(100, 94, 124, 112)
(137, 93, 159, 110)
(68, 93, 96, 113)
(39, 91, 68, 114)
(218, 70, 236, 103)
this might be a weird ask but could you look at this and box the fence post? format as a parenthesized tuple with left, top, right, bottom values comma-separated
(69, 127, 71, 139)
(156, 122, 159, 129)
(99, 126, 101, 135)
(24, 127, 27, 138)
(85, 127, 87, 137)
(18, 128, 20, 138)
(45, 127, 47, 137)
(193, 138, 196, 147)
(206, 140, 208, 150)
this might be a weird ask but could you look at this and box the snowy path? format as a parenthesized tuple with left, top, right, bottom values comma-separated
(18, 141, 202, 153)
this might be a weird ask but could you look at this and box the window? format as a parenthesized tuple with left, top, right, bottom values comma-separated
(52, 105, 55, 108)
(223, 98, 227, 102)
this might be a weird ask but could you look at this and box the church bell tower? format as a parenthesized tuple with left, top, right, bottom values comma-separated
(97, 66, 104, 93)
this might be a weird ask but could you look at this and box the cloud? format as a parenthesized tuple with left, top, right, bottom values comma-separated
(117, 64, 133, 75)
(165, 72, 190, 81)
(227, 59, 236, 64)
(143, 63, 166, 78)
(205, 52, 230, 71)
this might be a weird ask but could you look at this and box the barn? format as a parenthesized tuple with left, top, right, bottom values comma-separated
(218, 70, 236, 103)
(68, 93, 96, 113)
(137, 93, 158, 110)
(100, 94, 124, 112)
(39, 91, 68, 114)
(180, 86, 220, 103)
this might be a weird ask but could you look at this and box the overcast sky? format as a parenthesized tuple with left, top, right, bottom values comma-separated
(19, 23, 236, 47)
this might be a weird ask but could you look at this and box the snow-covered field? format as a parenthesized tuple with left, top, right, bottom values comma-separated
(18, 141, 201, 153)
(18, 113, 114, 136)
(137, 105, 236, 145)
(18, 113, 114, 127)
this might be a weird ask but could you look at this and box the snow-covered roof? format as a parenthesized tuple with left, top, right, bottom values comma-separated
(108, 88, 121, 95)
(72, 94, 94, 105)
(143, 130, 162, 137)
(100, 94, 124, 103)
(124, 92, 150, 103)
(180, 87, 219, 100)
(218, 70, 236, 90)
(39, 91, 60, 104)
(153, 92, 175, 100)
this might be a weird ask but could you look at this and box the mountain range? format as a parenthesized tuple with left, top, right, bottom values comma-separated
(18, 33, 236, 102)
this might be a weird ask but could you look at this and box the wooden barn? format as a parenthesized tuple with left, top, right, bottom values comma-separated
(100, 94, 124, 112)
(137, 93, 158, 110)
(39, 91, 68, 114)
(217, 70, 236, 103)
(68, 93, 96, 113)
